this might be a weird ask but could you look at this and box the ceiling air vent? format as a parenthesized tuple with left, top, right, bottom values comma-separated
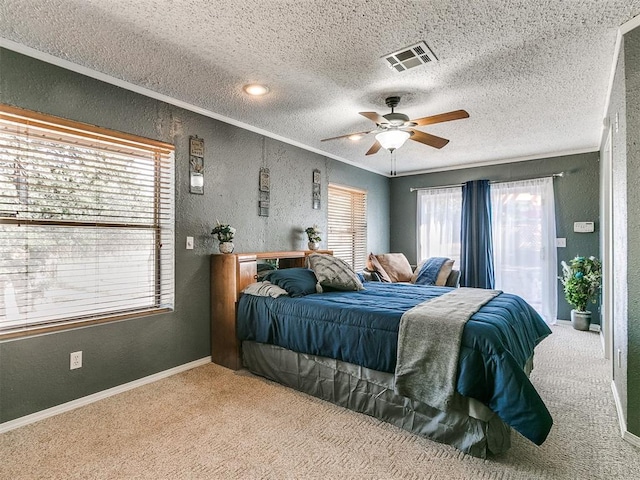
(383, 41, 437, 73)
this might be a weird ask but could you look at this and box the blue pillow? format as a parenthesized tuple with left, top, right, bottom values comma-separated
(413, 257, 449, 286)
(263, 268, 318, 297)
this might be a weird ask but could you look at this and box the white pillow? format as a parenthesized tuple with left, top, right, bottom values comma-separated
(242, 281, 289, 297)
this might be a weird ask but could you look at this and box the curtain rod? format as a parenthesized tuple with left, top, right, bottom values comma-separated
(409, 172, 564, 192)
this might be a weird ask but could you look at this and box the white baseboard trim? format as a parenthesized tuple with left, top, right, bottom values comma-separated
(610, 380, 640, 448)
(612, 380, 627, 435)
(0, 356, 211, 434)
(555, 319, 601, 332)
(623, 430, 640, 449)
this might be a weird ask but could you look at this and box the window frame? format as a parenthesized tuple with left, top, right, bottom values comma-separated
(0, 104, 175, 339)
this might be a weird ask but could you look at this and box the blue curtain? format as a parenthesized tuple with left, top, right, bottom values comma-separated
(460, 180, 495, 288)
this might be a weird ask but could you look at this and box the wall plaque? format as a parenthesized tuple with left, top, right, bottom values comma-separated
(259, 167, 270, 216)
(312, 169, 321, 210)
(189, 136, 204, 194)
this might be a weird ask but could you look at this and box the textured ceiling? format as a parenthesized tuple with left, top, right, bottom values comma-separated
(1, 1, 639, 176)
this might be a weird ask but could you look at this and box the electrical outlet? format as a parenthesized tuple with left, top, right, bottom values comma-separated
(186, 236, 194, 250)
(70, 351, 82, 370)
(556, 238, 566, 248)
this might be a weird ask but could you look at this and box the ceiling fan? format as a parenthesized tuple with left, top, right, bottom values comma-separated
(321, 96, 469, 157)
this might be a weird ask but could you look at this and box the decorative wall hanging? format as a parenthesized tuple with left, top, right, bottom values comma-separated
(259, 167, 270, 216)
(189, 136, 204, 194)
(312, 169, 321, 210)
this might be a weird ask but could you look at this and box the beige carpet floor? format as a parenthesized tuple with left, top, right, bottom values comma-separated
(1, 324, 639, 479)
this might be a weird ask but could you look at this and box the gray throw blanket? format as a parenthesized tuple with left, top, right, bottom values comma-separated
(394, 288, 501, 411)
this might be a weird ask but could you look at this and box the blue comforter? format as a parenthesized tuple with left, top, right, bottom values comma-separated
(237, 282, 552, 445)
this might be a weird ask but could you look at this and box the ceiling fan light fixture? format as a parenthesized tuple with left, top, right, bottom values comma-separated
(375, 129, 410, 151)
(348, 134, 363, 141)
(243, 84, 269, 96)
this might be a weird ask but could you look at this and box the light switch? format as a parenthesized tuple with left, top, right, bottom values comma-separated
(556, 238, 566, 248)
(186, 236, 194, 250)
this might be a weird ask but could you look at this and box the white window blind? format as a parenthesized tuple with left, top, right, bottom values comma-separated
(0, 104, 175, 337)
(327, 184, 367, 271)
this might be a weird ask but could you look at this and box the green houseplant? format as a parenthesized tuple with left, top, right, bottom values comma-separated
(211, 221, 236, 254)
(305, 225, 321, 251)
(559, 256, 602, 330)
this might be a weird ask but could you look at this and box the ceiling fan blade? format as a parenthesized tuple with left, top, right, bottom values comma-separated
(320, 130, 373, 142)
(410, 109, 469, 127)
(365, 140, 382, 155)
(408, 129, 450, 149)
(359, 111, 389, 125)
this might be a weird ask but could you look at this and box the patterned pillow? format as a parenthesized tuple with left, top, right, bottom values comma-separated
(307, 254, 365, 291)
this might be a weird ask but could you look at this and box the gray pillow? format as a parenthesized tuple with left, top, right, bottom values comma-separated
(307, 254, 364, 291)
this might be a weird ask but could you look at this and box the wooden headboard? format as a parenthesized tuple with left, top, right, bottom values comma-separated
(210, 250, 332, 370)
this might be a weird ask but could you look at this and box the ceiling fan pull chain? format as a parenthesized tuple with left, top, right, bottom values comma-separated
(390, 150, 397, 176)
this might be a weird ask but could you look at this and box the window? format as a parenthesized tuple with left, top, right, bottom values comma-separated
(416, 186, 462, 266)
(491, 178, 557, 324)
(0, 104, 175, 337)
(327, 184, 367, 271)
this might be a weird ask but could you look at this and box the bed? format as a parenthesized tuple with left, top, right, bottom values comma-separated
(210, 251, 553, 458)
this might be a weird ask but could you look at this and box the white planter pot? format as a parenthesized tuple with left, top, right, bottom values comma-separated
(219, 241, 234, 254)
(308, 241, 320, 251)
(570, 309, 591, 331)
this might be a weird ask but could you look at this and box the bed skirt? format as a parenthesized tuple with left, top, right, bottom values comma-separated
(241, 340, 514, 458)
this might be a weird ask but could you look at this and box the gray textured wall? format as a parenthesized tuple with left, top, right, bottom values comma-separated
(603, 24, 640, 439)
(389, 153, 601, 322)
(605, 36, 629, 423)
(0, 49, 389, 423)
(327, 160, 389, 254)
(623, 27, 640, 437)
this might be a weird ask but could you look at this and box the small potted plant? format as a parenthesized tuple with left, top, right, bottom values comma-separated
(559, 255, 602, 330)
(305, 225, 322, 251)
(211, 221, 236, 254)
